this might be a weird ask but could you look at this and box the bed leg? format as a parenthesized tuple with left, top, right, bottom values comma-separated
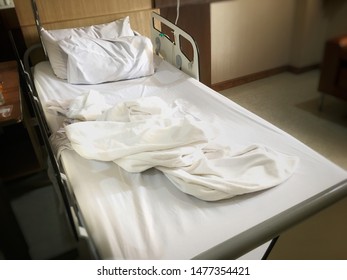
(261, 236, 280, 260)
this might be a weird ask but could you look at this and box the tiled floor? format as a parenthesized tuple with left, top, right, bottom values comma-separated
(10, 183, 77, 259)
(1, 171, 78, 259)
(220, 69, 347, 259)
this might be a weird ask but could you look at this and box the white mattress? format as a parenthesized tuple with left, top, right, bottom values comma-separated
(33, 57, 347, 259)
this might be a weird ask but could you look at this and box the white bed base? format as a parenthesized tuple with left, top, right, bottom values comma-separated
(21, 5, 347, 260)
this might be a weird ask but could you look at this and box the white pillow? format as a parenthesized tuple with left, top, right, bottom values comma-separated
(58, 36, 154, 84)
(41, 17, 134, 79)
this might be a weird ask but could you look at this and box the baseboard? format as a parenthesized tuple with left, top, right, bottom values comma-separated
(211, 66, 288, 91)
(211, 64, 320, 91)
(287, 64, 320, 74)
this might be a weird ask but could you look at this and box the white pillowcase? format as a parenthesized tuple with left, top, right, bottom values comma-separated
(58, 36, 154, 84)
(41, 17, 134, 79)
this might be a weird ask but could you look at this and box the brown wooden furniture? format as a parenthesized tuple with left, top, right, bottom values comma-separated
(0, 61, 22, 125)
(154, 0, 229, 8)
(0, 60, 44, 181)
(318, 34, 347, 108)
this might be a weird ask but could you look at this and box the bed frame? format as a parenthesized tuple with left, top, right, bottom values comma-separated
(18, 0, 202, 258)
(15, 0, 347, 259)
(151, 12, 200, 80)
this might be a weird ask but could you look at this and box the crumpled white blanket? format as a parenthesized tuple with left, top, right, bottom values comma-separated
(55, 93, 299, 201)
(46, 89, 112, 120)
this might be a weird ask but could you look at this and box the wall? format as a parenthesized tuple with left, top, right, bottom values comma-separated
(290, 0, 327, 68)
(210, 0, 347, 85)
(211, 0, 296, 84)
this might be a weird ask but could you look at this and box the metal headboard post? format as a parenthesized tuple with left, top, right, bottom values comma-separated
(31, 0, 48, 59)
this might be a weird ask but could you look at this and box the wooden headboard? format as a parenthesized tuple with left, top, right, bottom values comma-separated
(13, 0, 156, 48)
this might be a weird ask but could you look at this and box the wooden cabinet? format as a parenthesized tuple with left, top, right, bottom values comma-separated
(0, 61, 45, 181)
(154, 0, 228, 8)
(318, 35, 347, 104)
(0, 61, 22, 124)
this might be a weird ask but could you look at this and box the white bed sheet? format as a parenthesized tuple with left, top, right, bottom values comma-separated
(33, 57, 347, 259)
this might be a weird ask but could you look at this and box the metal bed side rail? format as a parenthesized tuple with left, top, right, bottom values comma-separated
(193, 179, 347, 259)
(22, 44, 100, 259)
(151, 12, 200, 81)
(22, 44, 79, 241)
(31, 0, 48, 59)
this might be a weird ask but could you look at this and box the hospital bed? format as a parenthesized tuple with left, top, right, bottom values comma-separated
(18, 0, 347, 259)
